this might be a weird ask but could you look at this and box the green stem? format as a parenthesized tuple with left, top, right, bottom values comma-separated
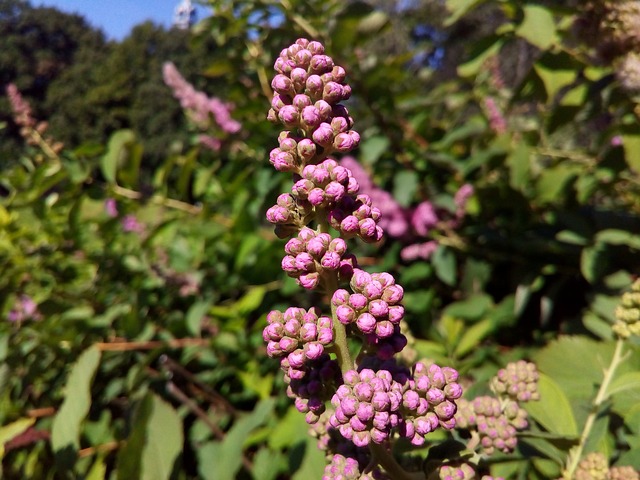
(563, 338, 626, 479)
(369, 443, 424, 480)
(325, 272, 353, 374)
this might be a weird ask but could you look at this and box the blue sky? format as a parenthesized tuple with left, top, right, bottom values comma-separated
(32, 1, 211, 40)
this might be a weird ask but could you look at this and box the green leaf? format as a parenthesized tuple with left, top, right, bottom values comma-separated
(251, 448, 283, 480)
(622, 133, 640, 173)
(534, 336, 616, 403)
(117, 393, 154, 478)
(457, 36, 502, 77)
(608, 372, 640, 398)
(392, 171, 418, 207)
(443, 294, 494, 320)
(431, 245, 457, 286)
(199, 399, 275, 480)
(595, 229, 640, 249)
(454, 318, 494, 358)
(291, 437, 326, 479)
(141, 395, 183, 480)
(51, 346, 101, 467)
(101, 130, 136, 184)
(186, 300, 211, 336)
(535, 164, 581, 204)
(506, 142, 531, 192)
(445, 0, 487, 26)
(525, 373, 578, 436)
(581, 243, 609, 284)
(360, 135, 390, 164)
(0, 418, 35, 458)
(516, 5, 558, 50)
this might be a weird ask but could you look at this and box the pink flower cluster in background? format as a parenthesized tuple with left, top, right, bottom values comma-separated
(339, 157, 473, 262)
(162, 62, 241, 151)
(8, 295, 41, 323)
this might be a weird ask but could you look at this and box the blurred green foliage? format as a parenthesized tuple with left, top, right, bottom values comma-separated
(1, 0, 639, 478)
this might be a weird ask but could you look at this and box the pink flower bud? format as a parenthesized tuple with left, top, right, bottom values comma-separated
(348, 293, 368, 310)
(299, 323, 317, 342)
(333, 133, 357, 153)
(332, 65, 346, 83)
(294, 252, 315, 271)
(299, 272, 320, 289)
(281, 255, 297, 273)
(356, 313, 377, 334)
(307, 41, 324, 55)
(323, 81, 343, 103)
(336, 305, 355, 325)
(266, 205, 290, 223)
(288, 349, 306, 368)
(332, 289, 350, 306)
(297, 139, 316, 160)
(292, 93, 312, 110)
(331, 116, 349, 134)
(272, 74, 292, 95)
(307, 188, 325, 205)
(329, 237, 347, 255)
(324, 182, 346, 202)
(294, 49, 313, 68)
(310, 54, 334, 74)
(321, 251, 341, 270)
(304, 342, 324, 360)
(382, 284, 404, 304)
(301, 106, 322, 129)
(279, 337, 298, 353)
(368, 299, 389, 318)
(312, 123, 334, 147)
(278, 105, 299, 127)
(388, 305, 405, 323)
(290, 68, 308, 89)
(375, 321, 394, 338)
(305, 75, 324, 98)
(356, 402, 375, 422)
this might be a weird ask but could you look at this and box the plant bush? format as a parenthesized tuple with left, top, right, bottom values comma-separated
(1, 0, 639, 479)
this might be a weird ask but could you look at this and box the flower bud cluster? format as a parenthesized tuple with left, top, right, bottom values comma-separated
(267, 39, 359, 157)
(328, 361, 462, 448)
(285, 353, 342, 424)
(328, 193, 384, 243)
(490, 360, 540, 402)
(322, 453, 388, 480)
(437, 462, 476, 480)
(575, 452, 609, 480)
(398, 362, 462, 446)
(263, 307, 334, 370)
(455, 395, 528, 455)
(281, 227, 357, 290)
(613, 279, 640, 338)
(609, 466, 640, 480)
(291, 159, 359, 208)
(329, 369, 403, 447)
(332, 269, 406, 358)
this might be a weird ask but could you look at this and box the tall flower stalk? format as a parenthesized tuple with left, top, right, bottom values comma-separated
(262, 38, 463, 479)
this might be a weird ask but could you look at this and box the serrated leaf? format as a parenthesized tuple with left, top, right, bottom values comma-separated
(516, 5, 558, 50)
(141, 395, 183, 480)
(534, 336, 618, 406)
(51, 346, 101, 466)
(525, 373, 578, 436)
